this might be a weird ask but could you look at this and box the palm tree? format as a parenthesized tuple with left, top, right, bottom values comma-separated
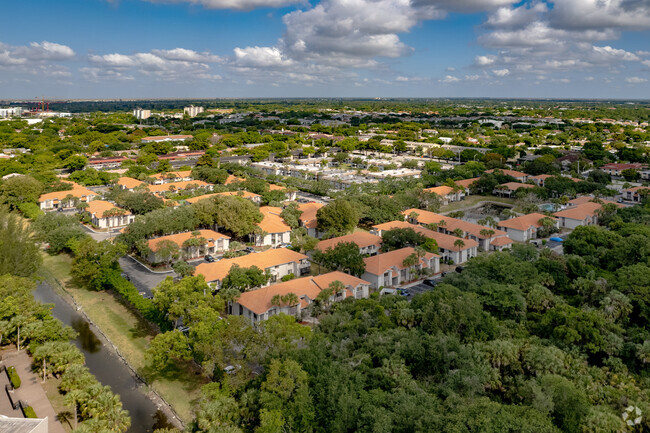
(537, 217, 556, 234)
(479, 229, 495, 238)
(64, 389, 86, 430)
(281, 292, 299, 307)
(408, 211, 419, 224)
(453, 239, 465, 250)
(270, 295, 282, 307)
(10, 314, 29, 352)
(452, 228, 464, 238)
(0, 320, 9, 347)
(402, 253, 419, 280)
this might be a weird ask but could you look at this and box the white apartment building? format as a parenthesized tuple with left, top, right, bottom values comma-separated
(133, 108, 151, 120)
(184, 105, 205, 117)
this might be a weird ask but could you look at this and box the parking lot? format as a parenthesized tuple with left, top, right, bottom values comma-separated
(118, 256, 174, 297)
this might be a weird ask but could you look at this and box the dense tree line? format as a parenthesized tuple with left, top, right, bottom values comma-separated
(141, 202, 650, 433)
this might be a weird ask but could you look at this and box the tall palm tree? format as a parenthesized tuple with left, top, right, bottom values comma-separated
(10, 314, 29, 352)
(453, 239, 465, 250)
(64, 389, 87, 430)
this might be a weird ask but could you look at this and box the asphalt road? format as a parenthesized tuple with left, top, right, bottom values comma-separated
(118, 256, 174, 297)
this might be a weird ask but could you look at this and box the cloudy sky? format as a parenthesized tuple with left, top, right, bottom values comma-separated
(1, 0, 649, 99)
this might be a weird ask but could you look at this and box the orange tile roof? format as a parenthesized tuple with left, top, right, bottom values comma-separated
(236, 271, 370, 315)
(497, 213, 554, 231)
(194, 248, 309, 283)
(86, 200, 130, 218)
(298, 202, 324, 229)
(258, 206, 291, 234)
(486, 169, 528, 178)
(424, 185, 455, 196)
(568, 196, 623, 207)
(315, 231, 382, 252)
(268, 184, 287, 191)
(553, 202, 602, 220)
(363, 247, 439, 276)
(225, 175, 245, 185)
(530, 174, 553, 180)
(498, 182, 535, 191)
(372, 221, 478, 251)
(490, 236, 513, 246)
(624, 186, 650, 194)
(117, 177, 144, 189)
(147, 180, 210, 193)
(148, 229, 229, 252)
(150, 170, 192, 180)
(455, 177, 480, 189)
(39, 183, 97, 203)
(184, 190, 261, 204)
(403, 208, 507, 239)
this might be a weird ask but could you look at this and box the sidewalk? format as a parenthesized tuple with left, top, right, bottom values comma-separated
(1, 350, 66, 433)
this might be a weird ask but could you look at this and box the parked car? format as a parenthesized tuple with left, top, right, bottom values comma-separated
(455, 266, 465, 273)
(398, 289, 410, 297)
(120, 272, 130, 281)
(276, 243, 292, 249)
(205, 255, 216, 262)
(139, 291, 153, 299)
(224, 365, 241, 374)
(423, 279, 438, 288)
(244, 246, 256, 253)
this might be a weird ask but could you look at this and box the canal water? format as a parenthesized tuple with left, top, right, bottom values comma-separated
(33, 283, 174, 433)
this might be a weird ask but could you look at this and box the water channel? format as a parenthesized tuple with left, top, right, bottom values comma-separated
(33, 282, 174, 433)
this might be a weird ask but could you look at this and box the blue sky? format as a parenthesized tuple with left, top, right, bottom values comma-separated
(1, 0, 648, 99)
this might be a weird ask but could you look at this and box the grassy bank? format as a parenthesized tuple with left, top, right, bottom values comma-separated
(40, 253, 203, 423)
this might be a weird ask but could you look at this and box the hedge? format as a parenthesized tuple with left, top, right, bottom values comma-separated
(7, 367, 20, 389)
(103, 269, 170, 330)
(22, 405, 37, 418)
(7, 366, 21, 389)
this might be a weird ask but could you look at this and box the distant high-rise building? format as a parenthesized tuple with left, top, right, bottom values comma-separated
(133, 108, 151, 120)
(0, 107, 24, 118)
(184, 105, 204, 117)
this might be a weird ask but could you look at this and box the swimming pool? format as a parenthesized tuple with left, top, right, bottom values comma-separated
(538, 203, 556, 212)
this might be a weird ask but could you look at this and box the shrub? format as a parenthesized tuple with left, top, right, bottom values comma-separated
(7, 366, 21, 389)
(103, 269, 169, 330)
(17, 202, 43, 220)
(281, 273, 296, 282)
(22, 405, 37, 418)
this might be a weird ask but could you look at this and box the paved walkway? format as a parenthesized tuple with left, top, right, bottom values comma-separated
(1, 350, 66, 433)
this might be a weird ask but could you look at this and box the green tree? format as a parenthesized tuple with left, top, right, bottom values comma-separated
(0, 208, 42, 277)
(146, 330, 193, 370)
(222, 265, 269, 292)
(381, 228, 426, 251)
(312, 242, 366, 277)
(0, 175, 43, 210)
(280, 202, 303, 229)
(70, 238, 127, 291)
(317, 200, 359, 237)
(172, 260, 195, 278)
(64, 155, 88, 171)
(259, 359, 315, 433)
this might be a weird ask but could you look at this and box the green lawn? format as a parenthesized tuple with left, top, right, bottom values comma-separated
(40, 377, 73, 432)
(40, 253, 204, 423)
(440, 195, 516, 213)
